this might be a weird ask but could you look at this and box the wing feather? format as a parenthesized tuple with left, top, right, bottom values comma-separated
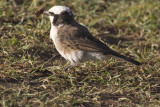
(57, 24, 111, 54)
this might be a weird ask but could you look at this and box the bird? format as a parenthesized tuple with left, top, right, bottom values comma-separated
(41, 6, 141, 70)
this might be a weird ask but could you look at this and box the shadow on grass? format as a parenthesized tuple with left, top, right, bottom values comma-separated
(0, 77, 21, 84)
(30, 69, 53, 79)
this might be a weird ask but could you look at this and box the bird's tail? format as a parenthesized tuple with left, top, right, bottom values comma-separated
(109, 50, 141, 66)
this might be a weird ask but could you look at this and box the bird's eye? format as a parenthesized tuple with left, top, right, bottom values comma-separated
(49, 12, 54, 16)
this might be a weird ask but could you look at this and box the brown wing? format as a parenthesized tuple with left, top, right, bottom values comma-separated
(57, 24, 111, 54)
(57, 23, 141, 66)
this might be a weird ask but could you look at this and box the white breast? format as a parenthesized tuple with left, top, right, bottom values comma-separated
(50, 25, 77, 62)
(50, 25, 65, 58)
(50, 25, 57, 41)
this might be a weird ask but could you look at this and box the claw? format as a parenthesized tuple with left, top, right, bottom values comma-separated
(64, 63, 75, 71)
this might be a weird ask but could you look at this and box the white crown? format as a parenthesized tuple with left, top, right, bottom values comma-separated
(48, 6, 71, 15)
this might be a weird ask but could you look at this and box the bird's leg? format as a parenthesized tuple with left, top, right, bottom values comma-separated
(64, 63, 76, 71)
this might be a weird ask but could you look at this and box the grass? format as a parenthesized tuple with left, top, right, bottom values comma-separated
(0, 0, 160, 106)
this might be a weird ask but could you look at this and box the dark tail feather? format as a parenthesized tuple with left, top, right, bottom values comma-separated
(109, 50, 141, 66)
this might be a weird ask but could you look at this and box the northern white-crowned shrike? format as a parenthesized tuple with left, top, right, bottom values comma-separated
(36, 6, 141, 70)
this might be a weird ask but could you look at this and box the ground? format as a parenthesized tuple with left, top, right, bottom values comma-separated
(0, 0, 160, 106)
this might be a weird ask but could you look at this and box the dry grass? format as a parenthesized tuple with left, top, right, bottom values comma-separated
(0, 0, 160, 106)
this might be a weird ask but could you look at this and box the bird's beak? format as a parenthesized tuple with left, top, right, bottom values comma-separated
(43, 11, 50, 16)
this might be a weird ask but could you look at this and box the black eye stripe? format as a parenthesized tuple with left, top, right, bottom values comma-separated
(52, 11, 73, 26)
(49, 12, 54, 16)
(49, 12, 60, 17)
(54, 15, 59, 20)
(54, 14, 59, 17)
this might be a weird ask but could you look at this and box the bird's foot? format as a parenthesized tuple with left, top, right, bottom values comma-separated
(64, 64, 75, 71)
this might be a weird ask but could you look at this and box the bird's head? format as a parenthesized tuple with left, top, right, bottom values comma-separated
(44, 6, 74, 26)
